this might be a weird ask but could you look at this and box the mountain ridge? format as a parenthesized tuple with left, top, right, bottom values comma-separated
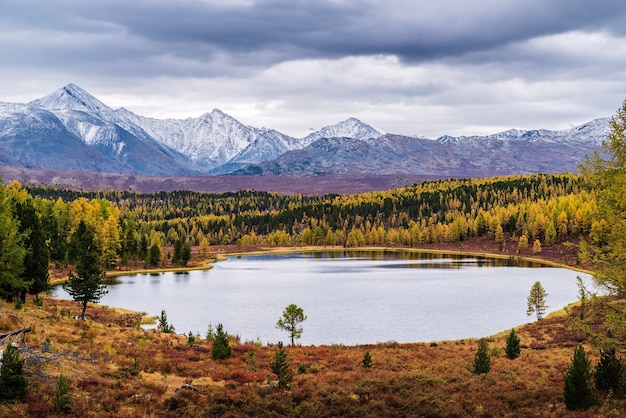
(0, 83, 610, 180)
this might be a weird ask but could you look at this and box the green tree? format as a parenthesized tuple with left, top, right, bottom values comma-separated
(53, 374, 73, 413)
(148, 243, 161, 267)
(211, 323, 231, 360)
(505, 328, 521, 359)
(180, 243, 191, 266)
(15, 199, 50, 298)
(62, 221, 108, 320)
(158, 309, 175, 333)
(276, 304, 307, 346)
(138, 235, 148, 260)
(362, 351, 373, 369)
(594, 347, 622, 393)
(564, 345, 594, 411)
(270, 341, 292, 388)
(172, 239, 182, 264)
(527, 281, 548, 321)
(580, 99, 626, 296)
(472, 339, 491, 374)
(0, 342, 28, 400)
(0, 181, 27, 301)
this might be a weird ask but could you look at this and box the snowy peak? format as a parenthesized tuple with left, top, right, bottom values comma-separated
(302, 118, 383, 145)
(30, 84, 113, 118)
(436, 118, 610, 144)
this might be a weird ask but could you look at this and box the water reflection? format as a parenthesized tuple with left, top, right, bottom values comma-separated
(52, 250, 587, 345)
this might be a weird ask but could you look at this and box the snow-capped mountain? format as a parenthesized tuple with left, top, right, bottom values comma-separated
(0, 84, 391, 176)
(301, 117, 383, 146)
(437, 117, 609, 144)
(118, 108, 302, 172)
(0, 84, 611, 180)
(235, 119, 610, 177)
(22, 84, 197, 175)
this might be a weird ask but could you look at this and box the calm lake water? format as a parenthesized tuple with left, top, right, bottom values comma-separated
(51, 250, 591, 345)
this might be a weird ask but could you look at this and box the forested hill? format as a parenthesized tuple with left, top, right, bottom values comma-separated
(25, 173, 594, 266)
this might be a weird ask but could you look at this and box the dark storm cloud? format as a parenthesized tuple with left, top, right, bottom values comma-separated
(3, 0, 626, 71)
(1, 0, 626, 137)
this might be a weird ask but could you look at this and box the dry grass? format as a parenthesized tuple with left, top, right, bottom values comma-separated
(0, 294, 623, 417)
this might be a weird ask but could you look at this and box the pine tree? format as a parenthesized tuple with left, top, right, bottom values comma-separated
(362, 351, 373, 369)
(211, 323, 231, 360)
(472, 339, 491, 374)
(270, 341, 292, 388)
(505, 328, 521, 359)
(527, 281, 548, 321)
(180, 243, 191, 266)
(158, 309, 175, 333)
(594, 347, 622, 393)
(276, 304, 307, 346)
(564, 345, 594, 410)
(53, 374, 73, 413)
(148, 243, 161, 267)
(62, 221, 107, 319)
(172, 240, 182, 264)
(0, 342, 28, 399)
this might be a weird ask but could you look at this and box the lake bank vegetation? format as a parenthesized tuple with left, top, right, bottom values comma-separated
(1, 100, 626, 415)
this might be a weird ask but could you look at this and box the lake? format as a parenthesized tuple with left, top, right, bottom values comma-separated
(51, 250, 591, 346)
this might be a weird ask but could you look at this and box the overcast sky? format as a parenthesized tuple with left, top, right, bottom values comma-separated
(1, 0, 626, 138)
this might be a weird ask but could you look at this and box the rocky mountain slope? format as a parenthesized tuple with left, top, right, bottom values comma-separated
(234, 118, 609, 176)
(0, 84, 609, 180)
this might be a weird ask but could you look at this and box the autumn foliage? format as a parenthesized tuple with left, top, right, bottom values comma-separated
(0, 294, 622, 417)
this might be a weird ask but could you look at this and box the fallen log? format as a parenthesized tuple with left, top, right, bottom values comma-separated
(0, 327, 31, 340)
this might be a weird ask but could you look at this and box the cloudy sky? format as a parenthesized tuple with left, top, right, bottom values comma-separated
(1, 0, 626, 138)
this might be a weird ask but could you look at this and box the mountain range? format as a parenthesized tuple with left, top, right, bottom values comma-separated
(0, 84, 610, 181)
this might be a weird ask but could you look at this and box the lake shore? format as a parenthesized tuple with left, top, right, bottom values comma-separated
(49, 234, 592, 286)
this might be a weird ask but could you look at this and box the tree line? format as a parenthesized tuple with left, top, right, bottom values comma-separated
(19, 172, 597, 272)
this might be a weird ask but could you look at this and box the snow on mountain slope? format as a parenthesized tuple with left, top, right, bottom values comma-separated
(24, 84, 198, 175)
(118, 108, 300, 171)
(301, 117, 383, 146)
(437, 118, 609, 144)
(0, 83, 612, 178)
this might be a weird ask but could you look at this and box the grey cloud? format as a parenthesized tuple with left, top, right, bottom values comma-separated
(4, 0, 626, 70)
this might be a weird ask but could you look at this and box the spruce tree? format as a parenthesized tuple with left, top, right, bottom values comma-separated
(505, 328, 521, 359)
(211, 323, 231, 360)
(594, 347, 622, 393)
(564, 345, 594, 410)
(472, 339, 491, 374)
(270, 342, 292, 388)
(62, 221, 107, 319)
(0, 342, 28, 399)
